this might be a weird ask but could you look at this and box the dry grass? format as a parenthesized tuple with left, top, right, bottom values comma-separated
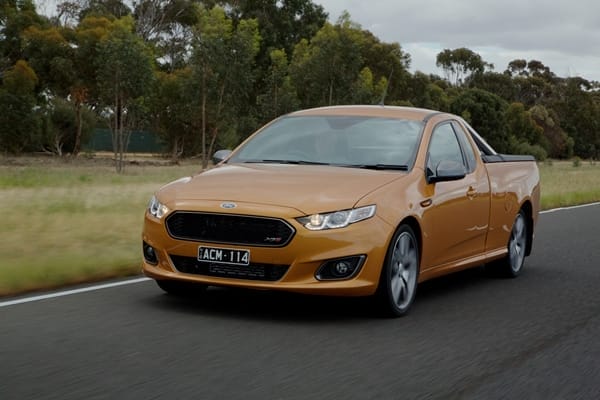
(0, 156, 598, 296)
(538, 160, 600, 209)
(0, 156, 200, 296)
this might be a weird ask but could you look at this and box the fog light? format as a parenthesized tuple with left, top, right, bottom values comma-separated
(334, 261, 350, 276)
(316, 255, 366, 280)
(143, 242, 158, 265)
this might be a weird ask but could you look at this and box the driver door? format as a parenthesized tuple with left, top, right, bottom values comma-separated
(420, 122, 491, 270)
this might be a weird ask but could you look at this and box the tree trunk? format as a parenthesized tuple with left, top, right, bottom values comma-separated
(208, 127, 218, 164)
(201, 66, 207, 169)
(329, 80, 334, 105)
(73, 101, 83, 156)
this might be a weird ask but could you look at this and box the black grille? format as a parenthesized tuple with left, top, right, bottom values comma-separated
(165, 212, 295, 247)
(170, 255, 289, 281)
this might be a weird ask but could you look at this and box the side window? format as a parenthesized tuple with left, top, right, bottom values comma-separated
(452, 121, 477, 173)
(427, 123, 465, 173)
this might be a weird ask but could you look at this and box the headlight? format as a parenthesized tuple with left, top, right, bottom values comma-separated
(297, 205, 376, 230)
(148, 195, 169, 219)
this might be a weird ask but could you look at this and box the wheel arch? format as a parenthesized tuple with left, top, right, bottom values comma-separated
(398, 216, 423, 262)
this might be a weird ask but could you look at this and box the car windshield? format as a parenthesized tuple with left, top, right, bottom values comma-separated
(228, 115, 424, 170)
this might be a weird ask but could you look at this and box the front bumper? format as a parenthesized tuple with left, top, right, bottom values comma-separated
(142, 209, 392, 297)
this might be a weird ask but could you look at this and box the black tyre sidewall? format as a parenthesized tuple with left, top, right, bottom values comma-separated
(378, 224, 420, 317)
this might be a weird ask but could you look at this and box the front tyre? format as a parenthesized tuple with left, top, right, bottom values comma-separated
(377, 225, 420, 317)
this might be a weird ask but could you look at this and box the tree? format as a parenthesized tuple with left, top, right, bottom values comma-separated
(220, 0, 327, 66)
(54, 1, 82, 27)
(467, 71, 517, 103)
(40, 97, 96, 155)
(79, 0, 132, 19)
(95, 17, 155, 172)
(0, 59, 41, 153)
(22, 25, 74, 96)
(150, 68, 197, 160)
(553, 78, 600, 159)
(450, 88, 509, 152)
(505, 59, 528, 76)
(356, 29, 411, 103)
(436, 48, 492, 86)
(350, 67, 388, 105)
(190, 6, 261, 168)
(1, 0, 47, 74)
(404, 71, 449, 111)
(530, 105, 573, 159)
(289, 13, 366, 107)
(133, 0, 195, 42)
(505, 102, 547, 160)
(256, 48, 299, 123)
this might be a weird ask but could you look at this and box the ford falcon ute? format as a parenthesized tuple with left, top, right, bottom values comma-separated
(142, 105, 540, 316)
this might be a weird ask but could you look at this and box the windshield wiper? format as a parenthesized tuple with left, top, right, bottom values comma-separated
(244, 159, 330, 165)
(347, 164, 409, 170)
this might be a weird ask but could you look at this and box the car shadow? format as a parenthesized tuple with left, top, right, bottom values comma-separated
(143, 266, 512, 322)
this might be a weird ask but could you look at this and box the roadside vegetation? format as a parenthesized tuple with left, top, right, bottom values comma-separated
(1, 157, 598, 296)
(539, 160, 600, 209)
(0, 157, 199, 296)
(1, 1, 599, 170)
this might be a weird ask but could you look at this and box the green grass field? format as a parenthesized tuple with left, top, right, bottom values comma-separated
(1, 157, 599, 296)
(0, 157, 200, 296)
(539, 160, 600, 209)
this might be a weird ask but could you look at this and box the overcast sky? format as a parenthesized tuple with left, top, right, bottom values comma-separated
(314, 0, 600, 82)
(34, 0, 599, 81)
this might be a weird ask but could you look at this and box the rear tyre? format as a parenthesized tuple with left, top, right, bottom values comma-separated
(156, 280, 207, 297)
(377, 225, 420, 317)
(488, 209, 528, 278)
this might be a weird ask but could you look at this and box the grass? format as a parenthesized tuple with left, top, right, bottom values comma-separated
(538, 160, 600, 209)
(0, 157, 200, 296)
(0, 157, 599, 297)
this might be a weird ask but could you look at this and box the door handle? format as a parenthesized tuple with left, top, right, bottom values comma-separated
(467, 186, 477, 199)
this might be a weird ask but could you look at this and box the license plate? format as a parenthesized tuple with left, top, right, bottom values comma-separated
(197, 246, 250, 266)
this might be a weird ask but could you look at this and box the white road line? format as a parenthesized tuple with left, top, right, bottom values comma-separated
(540, 201, 600, 214)
(0, 277, 151, 307)
(1, 202, 599, 308)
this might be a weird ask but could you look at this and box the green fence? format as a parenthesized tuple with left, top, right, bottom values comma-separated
(84, 129, 167, 153)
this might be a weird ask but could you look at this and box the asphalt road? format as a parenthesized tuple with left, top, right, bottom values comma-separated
(2, 204, 600, 400)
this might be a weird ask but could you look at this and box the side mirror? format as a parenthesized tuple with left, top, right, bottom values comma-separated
(427, 160, 466, 184)
(212, 149, 232, 164)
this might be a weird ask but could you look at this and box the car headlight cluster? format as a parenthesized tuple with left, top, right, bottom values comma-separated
(297, 205, 376, 230)
(148, 195, 169, 219)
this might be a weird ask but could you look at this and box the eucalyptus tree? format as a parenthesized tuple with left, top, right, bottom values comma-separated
(95, 16, 155, 172)
(132, 0, 198, 72)
(0, 60, 41, 153)
(189, 5, 260, 168)
(1, 0, 47, 75)
(450, 88, 509, 153)
(467, 71, 517, 103)
(404, 71, 450, 111)
(150, 67, 197, 160)
(289, 12, 409, 108)
(79, 0, 132, 19)
(553, 77, 600, 159)
(358, 29, 411, 103)
(436, 47, 492, 86)
(504, 102, 548, 160)
(217, 0, 327, 65)
(256, 48, 299, 123)
(289, 13, 366, 107)
(529, 105, 573, 159)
